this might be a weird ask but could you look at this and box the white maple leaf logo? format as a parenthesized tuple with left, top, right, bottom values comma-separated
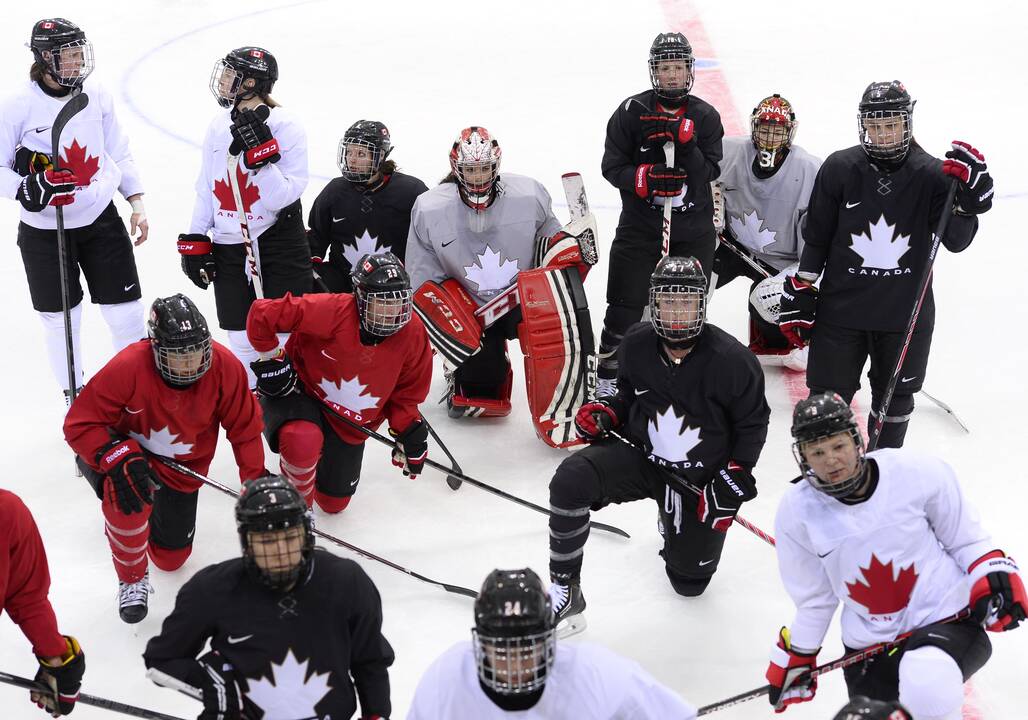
(318, 375, 381, 414)
(729, 210, 777, 252)
(463, 246, 519, 296)
(647, 406, 702, 463)
(128, 426, 193, 458)
(245, 649, 332, 720)
(849, 215, 911, 270)
(342, 229, 389, 268)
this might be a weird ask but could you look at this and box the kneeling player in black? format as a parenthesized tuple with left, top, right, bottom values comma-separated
(547, 256, 769, 636)
(144, 475, 394, 720)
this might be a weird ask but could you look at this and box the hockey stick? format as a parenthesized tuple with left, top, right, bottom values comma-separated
(715, 232, 776, 279)
(227, 108, 266, 299)
(695, 607, 973, 715)
(868, 179, 958, 450)
(0, 670, 188, 720)
(423, 416, 464, 491)
(154, 457, 478, 599)
(919, 389, 970, 434)
(661, 141, 674, 256)
(317, 401, 631, 539)
(609, 430, 775, 547)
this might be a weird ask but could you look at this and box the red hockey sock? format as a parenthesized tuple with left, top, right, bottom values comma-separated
(101, 493, 151, 583)
(277, 420, 323, 508)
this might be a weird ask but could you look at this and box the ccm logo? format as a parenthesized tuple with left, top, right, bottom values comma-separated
(423, 292, 464, 332)
(251, 142, 279, 159)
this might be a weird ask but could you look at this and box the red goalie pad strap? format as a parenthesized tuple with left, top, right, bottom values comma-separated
(413, 279, 483, 367)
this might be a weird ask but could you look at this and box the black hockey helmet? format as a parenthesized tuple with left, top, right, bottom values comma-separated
(210, 46, 278, 108)
(791, 392, 866, 498)
(472, 568, 556, 695)
(351, 252, 413, 341)
(750, 94, 797, 169)
(235, 474, 314, 591)
(147, 294, 213, 387)
(832, 695, 912, 720)
(648, 32, 694, 101)
(857, 80, 914, 164)
(29, 18, 94, 88)
(649, 255, 707, 350)
(338, 120, 393, 183)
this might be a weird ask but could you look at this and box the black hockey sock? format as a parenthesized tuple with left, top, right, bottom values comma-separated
(549, 508, 589, 578)
(599, 305, 643, 378)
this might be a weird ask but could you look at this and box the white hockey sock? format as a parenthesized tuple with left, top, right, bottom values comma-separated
(227, 330, 259, 389)
(39, 304, 84, 392)
(898, 645, 964, 720)
(100, 300, 146, 351)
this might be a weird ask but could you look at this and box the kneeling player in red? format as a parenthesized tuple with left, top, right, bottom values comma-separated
(766, 392, 1024, 718)
(246, 252, 432, 513)
(64, 295, 267, 624)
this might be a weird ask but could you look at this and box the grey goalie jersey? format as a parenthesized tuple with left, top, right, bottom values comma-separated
(406, 173, 562, 305)
(719, 138, 821, 272)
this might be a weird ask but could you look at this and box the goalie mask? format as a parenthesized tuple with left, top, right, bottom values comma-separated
(30, 18, 94, 88)
(751, 94, 797, 170)
(147, 294, 213, 387)
(450, 126, 501, 211)
(473, 568, 556, 696)
(649, 255, 707, 350)
(351, 252, 413, 342)
(236, 475, 314, 591)
(791, 392, 867, 499)
(858, 80, 914, 165)
(648, 32, 694, 102)
(211, 46, 278, 109)
(338, 120, 392, 184)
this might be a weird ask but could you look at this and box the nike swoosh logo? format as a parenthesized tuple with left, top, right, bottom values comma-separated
(186, 527, 195, 540)
(125, 407, 144, 414)
(321, 349, 337, 361)
(124, 283, 136, 291)
(900, 376, 917, 383)
(331, 216, 345, 223)
(927, 633, 948, 641)
(441, 240, 455, 247)
(634, 388, 649, 395)
(845, 201, 861, 209)
(350, 478, 359, 487)
(33, 126, 51, 134)
(698, 559, 715, 567)
(226, 634, 253, 644)
(639, 146, 651, 153)
(817, 549, 835, 558)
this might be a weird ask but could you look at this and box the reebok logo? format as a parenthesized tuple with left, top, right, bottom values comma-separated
(104, 445, 131, 464)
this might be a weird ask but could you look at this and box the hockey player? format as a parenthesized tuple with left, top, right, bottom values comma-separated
(407, 126, 597, 447)
(407, 567, 697, 719)
(178, 46, 311, 387)
(712, 94, 821, 372)
(246, 252, 432, 513)
(548, 257, 769, 635)
(1, 18, 148, 401)
(766, 392, 1024, 718)
(144, 475, 394, 720)
(63, 295, 266, 623)
(596, 32, 724, 396)
(2, 488, 85, 716)
(308, 120, 428, 292)
(778, 80, 993, 448)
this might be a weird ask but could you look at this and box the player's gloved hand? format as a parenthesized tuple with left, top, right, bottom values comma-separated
(16, 168, 78, 212)
(13, 147, 52, 176)
(766, 626, 818, 713)
(230, 106, 280, 171)
(250, 350, 299, 398)
(697, 462, 758, 532)
(97, 438, 158, 515)
(639, 113, 695, 146)
(574, 399, 620, 441)
(31, 635, 84, 717)
(778, 276, 818, 348)
(189, 651, 242, 720)
(943, 140, 993, 215)
(635, 163, 687, 201)
(390, 419, 428, 479)
(968, 551, 1027, 631)
(177, 234, 217, 289)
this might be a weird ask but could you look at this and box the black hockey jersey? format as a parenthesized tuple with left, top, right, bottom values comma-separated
(143, 549, 394, 719)
(610, 323, 769, 488)
(799, 144, 979, 332)
(602, 89, 724, 242)
(308, 171, 428, 292)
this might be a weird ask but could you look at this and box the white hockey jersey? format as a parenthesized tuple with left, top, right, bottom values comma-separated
(405, 173, 561, 306)
(407, 641, 696, 720)
(0, 79, 143, 230)
(719, 138, 820, 271)
(775, 448, 994, 651)
(188, 106, 308, 245)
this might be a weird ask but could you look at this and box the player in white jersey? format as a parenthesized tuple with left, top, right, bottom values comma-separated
(0, 18, 148, 401)
(178, 47, 311, 387)
(766, 392, 1025, 719)
(407, 568, 697, 719)
(712, 94, 820, 371)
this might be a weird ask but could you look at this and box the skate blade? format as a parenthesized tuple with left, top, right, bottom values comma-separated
(556, 613, 587, 639)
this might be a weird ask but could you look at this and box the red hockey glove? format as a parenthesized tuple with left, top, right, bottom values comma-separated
(250, 350, 299, 398)
(32, 635, 84, 717)
(390, 419, 428, 480)
(639, 113, 695, 145)
(230, 106, 281, 171)
(968, 551, 1027, 631)
(943, 140, 993, 214)
(178, 233, 216, 289)
(697, 462, 757, 532)
(778, 276, 818, 348)
(574, 399, 619, 441)
(16, 168, 78, 212)
(97, 438, 158, 515)
(635, 163, 686, 201)
(766, 627, 818, 713)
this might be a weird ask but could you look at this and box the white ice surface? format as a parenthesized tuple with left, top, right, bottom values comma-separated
(0, 1, 1025, 718)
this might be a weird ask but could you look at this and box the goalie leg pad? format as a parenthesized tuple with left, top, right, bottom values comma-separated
(413, 279, 483, 367)
(517, 267, 597, 448)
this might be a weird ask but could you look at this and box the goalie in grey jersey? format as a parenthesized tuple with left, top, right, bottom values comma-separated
(712, 94, 821, 372)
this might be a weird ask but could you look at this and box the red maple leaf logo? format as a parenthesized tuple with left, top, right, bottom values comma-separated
(60, 140, 100, 187)
(845, 554, 918, 615)
(213, 164, 260, 213)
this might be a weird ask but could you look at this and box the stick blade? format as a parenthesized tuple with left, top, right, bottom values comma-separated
(561, 172, 589, 220)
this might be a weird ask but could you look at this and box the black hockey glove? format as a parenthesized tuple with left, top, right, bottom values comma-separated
(188, 651, 242, 720)
(16, 168, 78, 212)
(250, 351, 299, 398)
(639, 113, 695, 146)
(697, 462, 757, 532)
(177, 234, 217, 289)
(13, 146, 52, 176)
(96, 438, 158, 515)
(634, 163, 686, 201)
(778, 276, 818, 348)
(943, 140, 993, 214)
(32, 635, 85, 717)
(230, 106, 280, 171)
(390, 419, 429, 479)
(574, 399, 620, 441)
